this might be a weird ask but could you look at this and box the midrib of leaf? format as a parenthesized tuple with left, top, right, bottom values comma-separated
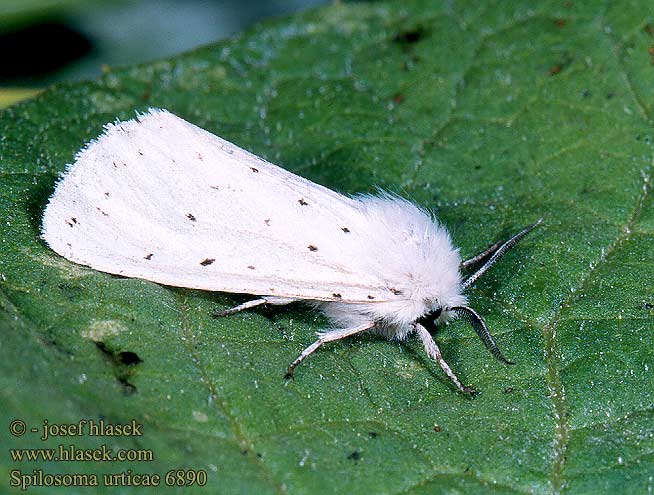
(543, 152, 653, 494)
(541, 5, 654, 491)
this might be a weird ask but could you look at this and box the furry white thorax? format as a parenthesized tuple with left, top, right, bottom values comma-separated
(318, 194, 467, 340)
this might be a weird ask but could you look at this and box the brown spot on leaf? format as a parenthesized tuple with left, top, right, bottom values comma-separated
(548, 65, 562, 76)
(200, 258, 215, 266)
(392, 93, 405, 104)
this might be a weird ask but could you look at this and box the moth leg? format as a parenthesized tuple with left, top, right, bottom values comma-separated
(286, 322, 375, 379)
(414, 322, 476, 396)
(461, 240, 503, 270)
(214, 296, 295, 317)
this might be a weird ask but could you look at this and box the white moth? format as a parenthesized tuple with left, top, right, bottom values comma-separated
(42, 109, 541, 395)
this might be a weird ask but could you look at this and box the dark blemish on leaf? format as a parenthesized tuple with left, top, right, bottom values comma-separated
(256, 453, 262, 458)
(247, 265, 255, 270)
(548, 53, 573, 76)
(434, 425, 442, 433)
(504, 386, 515, 394)
(389, 288, 402, 295)
(200, 258, 215, 266)
(197, 152, 203, 161)
(367, 295, 375, 300)
(341, 227, 350, 233)
(393, 25, 427, 45)
(554, 18, 566, 27)
(298, 198, 308, 206)
(144, 253, 153, 260)
(241, 449, 248, 456)
(307, 245, 318, 252)
(582, 89, 591, 98)
(94, 342, 140, 395)
(347, 451, 361, 462)
(368, 431, 378, 438)
(548, 65, 562, 76)
(118, 351, 142, 365)
(332, 293, 342, 298)
(187, 213, 196, 222)
(264, 219, 271, 226)
(392, 93, 405, 104)
(606, 91, 615, 99)
(250, 167, 259, 173)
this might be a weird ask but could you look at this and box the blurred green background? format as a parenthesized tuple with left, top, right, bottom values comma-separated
(0, 0, 330, 106)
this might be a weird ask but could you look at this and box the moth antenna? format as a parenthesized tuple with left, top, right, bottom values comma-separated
(450, 306, 514, 364)
(461, 218, 543, 290)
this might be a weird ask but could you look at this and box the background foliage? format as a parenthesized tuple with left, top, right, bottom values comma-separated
(1, 1, 653, 493)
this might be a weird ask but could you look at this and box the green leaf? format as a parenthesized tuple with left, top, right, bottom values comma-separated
(1, 1, 653, 493)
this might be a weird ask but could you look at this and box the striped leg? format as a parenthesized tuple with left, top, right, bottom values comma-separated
(286, 322, 375, 378)
(214, 296, 294, 317)
(414, 323, 476, 396)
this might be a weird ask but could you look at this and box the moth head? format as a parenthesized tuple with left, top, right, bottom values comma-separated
(417, 219, 542, 365)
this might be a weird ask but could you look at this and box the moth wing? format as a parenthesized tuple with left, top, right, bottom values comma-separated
(42, 109, 397, 303)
